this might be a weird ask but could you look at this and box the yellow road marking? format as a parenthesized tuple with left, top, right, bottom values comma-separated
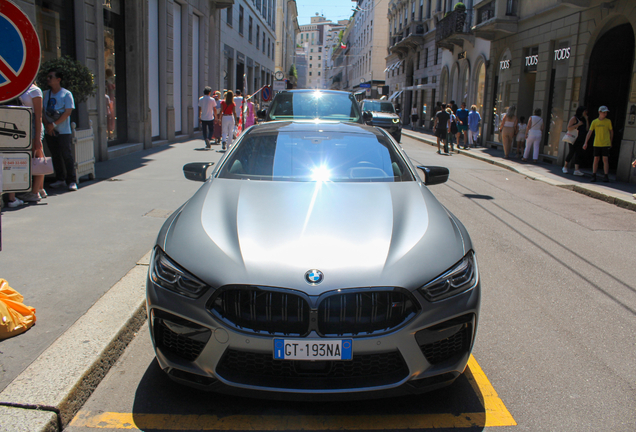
(70, 355, 516, 430)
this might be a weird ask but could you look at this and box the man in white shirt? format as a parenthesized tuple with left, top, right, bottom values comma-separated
(233, 90, 244, 138)
(198, 87, 216, 149)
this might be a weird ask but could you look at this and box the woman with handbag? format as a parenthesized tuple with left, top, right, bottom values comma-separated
(19, 83, 48, 202)
(563, 106, 588, 176)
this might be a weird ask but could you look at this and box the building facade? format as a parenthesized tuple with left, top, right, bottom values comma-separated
(436, 1, 490, 127)
(475, 0, 636, 183)
(386, 0, 446, 126)
(274, 0, 300, 86)
(297, 14, 348, 90)
(220, 0, 276, 107)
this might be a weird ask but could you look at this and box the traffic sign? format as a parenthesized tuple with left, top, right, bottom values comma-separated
(272, 80, 286, 91)
(262, 85, 272, 102)
(0, 1, 41, 103)
(360, 83, 371, 88)
(0, 106, 32, 149)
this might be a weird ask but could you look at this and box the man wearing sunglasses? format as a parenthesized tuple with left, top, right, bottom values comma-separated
(43, 70, 77, 191)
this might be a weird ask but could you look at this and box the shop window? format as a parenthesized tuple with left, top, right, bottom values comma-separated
(544, 41, 572, 157)
(35, 0, 76, 63)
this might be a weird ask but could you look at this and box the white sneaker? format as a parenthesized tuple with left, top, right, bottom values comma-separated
(50, 180, 67, 188)
(573, 170, 584, 176)
(7, 198, 24, 208)
(21, 192, 41, 202)
(68, 182, 78, 191)
(562, 167, 568, 173)
(39, 189, 48, 199)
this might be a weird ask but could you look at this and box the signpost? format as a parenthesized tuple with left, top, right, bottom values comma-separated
(0, 0, 41, 103)
(0, 1, 40, 248)
(360, 83, 371, 88)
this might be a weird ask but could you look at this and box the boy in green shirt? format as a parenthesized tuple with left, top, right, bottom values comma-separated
(583, 105, 613, 182)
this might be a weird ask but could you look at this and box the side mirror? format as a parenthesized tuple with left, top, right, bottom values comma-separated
(362, 111, 372, 122)
(183, 162, 215, 182)
(417, 166, 449, 186)
(257, 109, 267, 119)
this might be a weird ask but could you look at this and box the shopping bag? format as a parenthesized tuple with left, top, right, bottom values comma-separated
(0, 279, 36, 340)
(32, 156, 54, 175)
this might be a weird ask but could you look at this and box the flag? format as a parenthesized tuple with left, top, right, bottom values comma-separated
(341, 43, 347, 49)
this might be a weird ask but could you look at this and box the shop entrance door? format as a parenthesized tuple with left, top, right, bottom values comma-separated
(584, 23, 634, 169)
(104, 5, 128, 145)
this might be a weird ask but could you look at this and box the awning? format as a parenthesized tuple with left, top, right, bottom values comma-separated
(388, 90, 403, 101)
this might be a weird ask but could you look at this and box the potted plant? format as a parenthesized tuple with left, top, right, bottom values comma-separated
(454, 2, 466, 12)
(36, 56, 98, 104)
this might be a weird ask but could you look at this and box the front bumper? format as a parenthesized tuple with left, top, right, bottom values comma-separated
(146, 276, 480, 399)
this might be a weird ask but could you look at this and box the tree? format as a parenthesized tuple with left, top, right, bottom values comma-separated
(36, 56, 98, 104)
(289, 64, 298, 79)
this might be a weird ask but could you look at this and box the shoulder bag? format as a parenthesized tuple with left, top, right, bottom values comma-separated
(562, 117, 579, 144)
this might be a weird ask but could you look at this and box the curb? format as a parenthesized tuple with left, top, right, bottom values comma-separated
(0, 251, 151, 432)
(402, 130, 636, 212)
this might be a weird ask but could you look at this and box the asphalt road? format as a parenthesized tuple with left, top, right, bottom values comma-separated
(18, 134, 636, 431)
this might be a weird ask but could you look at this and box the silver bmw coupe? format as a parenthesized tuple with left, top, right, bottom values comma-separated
(146, 120, 480, 399)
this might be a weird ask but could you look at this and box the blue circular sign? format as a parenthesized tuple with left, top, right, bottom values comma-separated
(262, 85, 272, 102)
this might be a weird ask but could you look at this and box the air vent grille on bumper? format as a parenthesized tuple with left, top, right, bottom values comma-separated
(209, 286, 419, 337)
(415, 314, 474, 365)
(153, 310, 211, 361)
(216, 349, 409, 389)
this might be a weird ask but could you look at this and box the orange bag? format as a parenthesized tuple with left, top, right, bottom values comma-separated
(0, 279, 36, 340)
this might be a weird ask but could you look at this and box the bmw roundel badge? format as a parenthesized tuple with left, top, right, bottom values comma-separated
(305, 269, 324, 285)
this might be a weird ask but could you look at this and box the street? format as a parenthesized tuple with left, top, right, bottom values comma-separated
(55, 134, 636, 431)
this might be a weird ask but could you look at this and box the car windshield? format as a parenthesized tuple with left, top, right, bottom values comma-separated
(361, 101, 396, 114)
(218, 128, 413, 182)
(267, 92, 361, 123)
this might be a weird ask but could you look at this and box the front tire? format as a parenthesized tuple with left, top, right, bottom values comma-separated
(393, 132, 401, 143)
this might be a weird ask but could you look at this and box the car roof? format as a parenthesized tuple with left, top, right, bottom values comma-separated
(274, 89, 354, 95)
(244, 120, 386, 137)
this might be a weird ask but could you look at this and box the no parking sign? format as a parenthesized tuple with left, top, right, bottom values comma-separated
(261, 85, 272, 102)
(0, 1, 41, 103)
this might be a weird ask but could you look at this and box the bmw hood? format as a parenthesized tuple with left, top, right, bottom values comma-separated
(161, 179, 468, 295)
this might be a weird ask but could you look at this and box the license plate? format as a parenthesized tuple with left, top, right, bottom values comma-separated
(273, 339, 352, 360)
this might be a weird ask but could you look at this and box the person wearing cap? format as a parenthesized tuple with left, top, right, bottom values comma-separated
(583, 106, 613, 182)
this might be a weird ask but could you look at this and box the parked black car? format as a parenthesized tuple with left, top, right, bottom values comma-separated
(257, 90, 363, 124)
(360, 99, 402, 142)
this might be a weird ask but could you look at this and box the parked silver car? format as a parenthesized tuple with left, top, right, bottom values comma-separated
(147, 120, 480, 399)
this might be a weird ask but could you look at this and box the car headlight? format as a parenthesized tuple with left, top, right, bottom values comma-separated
(392, 118, 400, 123)
(418, 252, 478, 302)
(150, 248, 210, 298)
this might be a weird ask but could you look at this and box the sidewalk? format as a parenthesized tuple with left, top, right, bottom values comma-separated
(403, 128, 636, 212)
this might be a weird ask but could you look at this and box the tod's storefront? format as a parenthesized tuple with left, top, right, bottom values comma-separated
(475, 0, 636, 184)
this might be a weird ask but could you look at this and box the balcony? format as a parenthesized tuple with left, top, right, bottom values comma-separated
(389, 21, 428, 58)
(471, 0, 518, 41)
(435, 9, 474, 50)
(211, 0, 234, 9)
